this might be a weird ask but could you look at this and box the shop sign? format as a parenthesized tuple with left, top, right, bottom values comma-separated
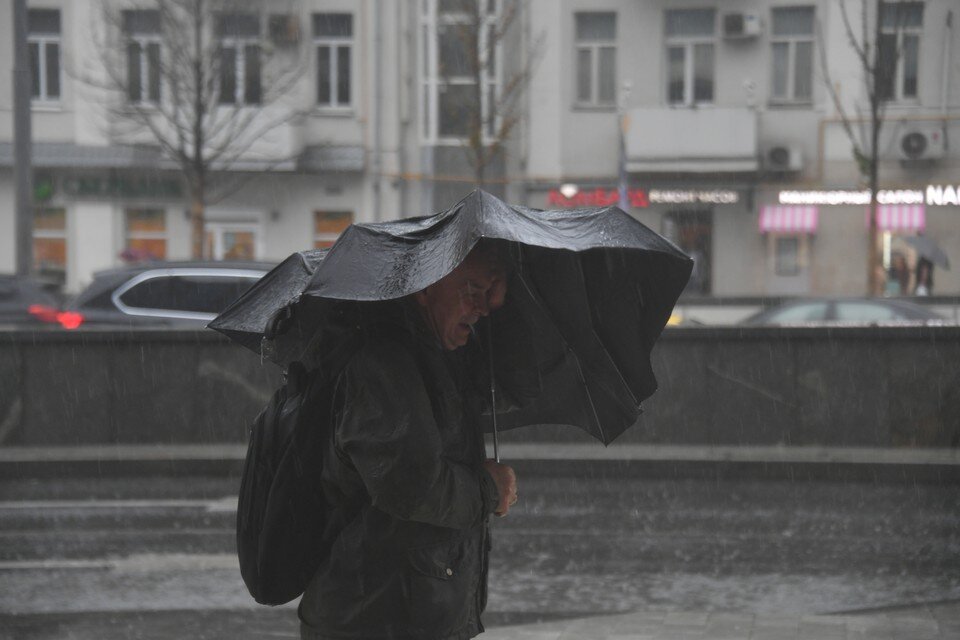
(926, 185, 960, 206)
(63, 175, 182, 199)
(780, 185, 959, 206)
(547, 187, 739, 208)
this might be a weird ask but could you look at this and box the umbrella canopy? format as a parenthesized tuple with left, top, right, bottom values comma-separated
(903, 235, 950, 270)
(211, 190, 692, 445)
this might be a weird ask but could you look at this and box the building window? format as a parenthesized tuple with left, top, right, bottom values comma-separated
(33, 207, 67, 282)
(124, 209, 167, 262)
(28, 9, 61, 102)
(216, 13, 261, 105)
(574, 12, 616, 106)
(420, 0, 501, 142)
(314, 211, 352, 248)
(123, 10, 162, 104)
(770, 7, 814, 103)
(314, 13, 353, 108)
(664, 9, 715, 106)
(775, 236, 801, 276)
(878, 1, 924, 101)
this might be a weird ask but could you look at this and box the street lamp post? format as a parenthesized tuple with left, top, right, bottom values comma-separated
(13, 0, 34, 277)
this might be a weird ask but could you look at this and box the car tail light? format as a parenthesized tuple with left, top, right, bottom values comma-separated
(28, 304, 60, 323)
(56, 311, 85, 330)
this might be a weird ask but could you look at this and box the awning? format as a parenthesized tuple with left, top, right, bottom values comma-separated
(870, 204, 926, 231)
(759, 205, 818, 234)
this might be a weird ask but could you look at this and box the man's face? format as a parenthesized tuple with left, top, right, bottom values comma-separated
(414, 251, 507, 351)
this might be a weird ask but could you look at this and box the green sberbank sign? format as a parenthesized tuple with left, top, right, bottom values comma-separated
(63, 175, 182, 199)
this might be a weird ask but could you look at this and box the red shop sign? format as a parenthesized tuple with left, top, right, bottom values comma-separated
(547, 188, 650, 209)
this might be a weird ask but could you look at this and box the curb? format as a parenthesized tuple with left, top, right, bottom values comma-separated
(2, 443, 958, 483)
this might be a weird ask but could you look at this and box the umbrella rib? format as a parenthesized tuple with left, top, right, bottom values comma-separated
(513, 270, 606, 443)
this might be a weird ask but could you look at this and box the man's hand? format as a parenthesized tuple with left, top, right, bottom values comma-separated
(483, 459, 518, 517)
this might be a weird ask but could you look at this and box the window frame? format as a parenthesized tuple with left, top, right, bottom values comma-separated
(33, 207, 68, 281)
(419, 0, 502, 145)
(663, 9, 717, 107)
(124, 208, 167, 261)
(313, 210, 353, 248)
(314, 13, 354, 110)
(573, 12, 617, 108)
(217, 14, 262, 106)
(878, 1, 924, 103)
(769, 6, 815, 105)
(28, 10, 62, 104)
(124, 11, 163, 106)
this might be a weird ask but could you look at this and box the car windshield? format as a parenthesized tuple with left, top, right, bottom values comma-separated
(765, 302, 828, 323)
(835, 301, 900, 322)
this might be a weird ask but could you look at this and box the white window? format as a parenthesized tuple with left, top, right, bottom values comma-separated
(123, 10, 162, 104)
(574, 12, 616, 106)
(313, 211, 352, 248)
(28, 9, 61, 103)
(664, 9, 715, 106)
(878, 1, 924, 101)
(420, 0, 501, 143)
(314, 13, 353, 108)
(216, 13, 261, 105)
(770, 7, 814, 103)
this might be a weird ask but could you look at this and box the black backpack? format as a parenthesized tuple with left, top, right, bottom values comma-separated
(236, 358, 344, 606)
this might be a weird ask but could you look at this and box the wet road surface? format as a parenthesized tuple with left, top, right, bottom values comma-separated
(0, 474, 957, 629)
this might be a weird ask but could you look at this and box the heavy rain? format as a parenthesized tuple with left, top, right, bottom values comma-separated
(1, 1, 959, 640)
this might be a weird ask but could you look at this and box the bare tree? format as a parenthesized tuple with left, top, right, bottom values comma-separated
(81, 0, 307, 258)
(438, 0, 541, 188)
(816, 0, 915, 295)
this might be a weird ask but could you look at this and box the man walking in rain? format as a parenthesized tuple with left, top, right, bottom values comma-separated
(298, 241, 520, 640)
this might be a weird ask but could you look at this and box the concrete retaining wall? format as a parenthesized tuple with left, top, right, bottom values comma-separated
(1, 327, 958, 447)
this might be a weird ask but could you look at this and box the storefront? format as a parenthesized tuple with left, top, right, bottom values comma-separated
(534, 183, 751, 297)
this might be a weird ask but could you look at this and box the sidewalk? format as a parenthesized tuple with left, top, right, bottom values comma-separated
(481, 600, 960, 639)
(1, 442, 959, 483)
(3, 601, 958, 640)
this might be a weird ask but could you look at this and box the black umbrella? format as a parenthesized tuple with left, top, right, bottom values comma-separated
(210, 190, 692, 446)
(903, 234, 950, 270)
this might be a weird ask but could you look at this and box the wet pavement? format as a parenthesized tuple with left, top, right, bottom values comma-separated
(1, 444, 958, 638)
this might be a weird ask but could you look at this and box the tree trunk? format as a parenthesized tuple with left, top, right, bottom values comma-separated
(190, 192, 205, 259)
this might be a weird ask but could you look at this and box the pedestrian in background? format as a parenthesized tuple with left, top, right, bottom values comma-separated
(885, 252, 910, 296)
(914, 257, 934, 296)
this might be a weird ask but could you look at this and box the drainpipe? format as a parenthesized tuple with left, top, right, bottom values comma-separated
(942, 11, 953, 149)
(13, 0, 33, 277)
(372, 0, 383, 221)
(395, 0, 408, 215)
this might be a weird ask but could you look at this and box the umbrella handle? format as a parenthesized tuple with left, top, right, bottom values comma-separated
(486, 319, 500, 463)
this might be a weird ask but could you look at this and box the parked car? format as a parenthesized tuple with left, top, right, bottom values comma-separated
(63, 261, 274, 328)
(0, 274, 65, 327)
(740, 297, 945, 326)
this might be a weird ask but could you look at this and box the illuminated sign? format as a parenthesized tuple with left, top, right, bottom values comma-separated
(927, 185, 960, 206)
(547, 187, 739, 208)
(779, 185, 959, 206)
(778, 189, 924, 206)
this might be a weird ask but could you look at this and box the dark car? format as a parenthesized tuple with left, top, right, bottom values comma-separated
(0, 274, 64, 327)
(740, 297, 945, 326)
(64, 261, 274, 328)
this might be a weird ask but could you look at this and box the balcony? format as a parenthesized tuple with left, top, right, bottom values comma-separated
(624, 107, 758, 173)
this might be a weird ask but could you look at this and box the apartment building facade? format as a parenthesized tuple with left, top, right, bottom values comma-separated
(0, 0, 958, 297)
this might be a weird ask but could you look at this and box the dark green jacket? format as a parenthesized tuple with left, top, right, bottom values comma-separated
(299, 304, 501, 640)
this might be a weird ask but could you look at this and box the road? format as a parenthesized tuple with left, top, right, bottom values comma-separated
(0, 473, 958, 635)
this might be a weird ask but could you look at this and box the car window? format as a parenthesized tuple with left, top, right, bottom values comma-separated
(119, 274, 258, 314)
(765, 302, 828, 323)
(835, 302, 898, 322)
(169, 276, 258, 313)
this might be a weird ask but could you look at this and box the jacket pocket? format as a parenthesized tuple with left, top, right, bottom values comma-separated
(405, 538, 474, 634)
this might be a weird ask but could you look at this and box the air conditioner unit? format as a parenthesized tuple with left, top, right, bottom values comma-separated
(898, 126, 946, 161)
(268, 14, 300, 47)
(765, 145, 804, 172)
(723, 13, 762, 39)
